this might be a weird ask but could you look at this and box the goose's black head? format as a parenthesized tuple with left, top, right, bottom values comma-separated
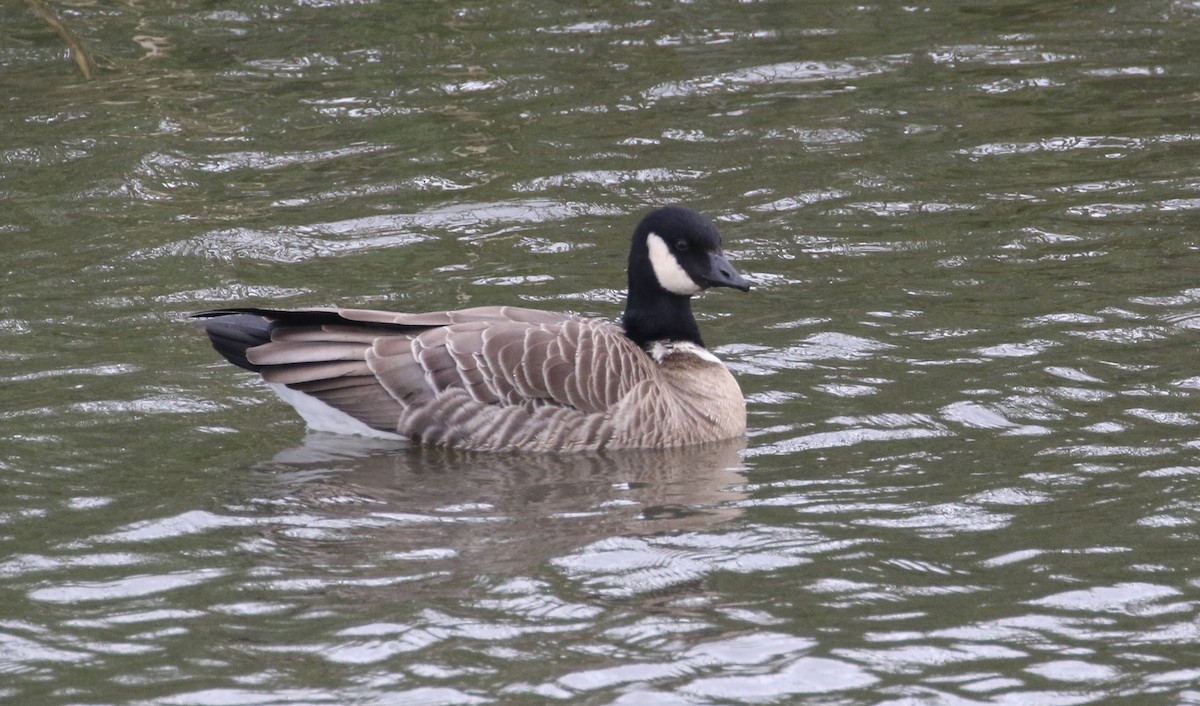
(621, 206, 750, 351)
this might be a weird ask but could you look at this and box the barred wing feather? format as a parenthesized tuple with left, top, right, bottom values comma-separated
(229, 307, 657, 451)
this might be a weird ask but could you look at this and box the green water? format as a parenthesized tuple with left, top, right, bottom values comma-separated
(4, 0, 1200, 703)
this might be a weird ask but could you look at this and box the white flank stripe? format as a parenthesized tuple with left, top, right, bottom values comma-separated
(268, 383, 404, 440)
(646, 232, 701, 296)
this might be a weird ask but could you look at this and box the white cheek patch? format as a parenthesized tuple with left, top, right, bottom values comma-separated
(646, 232, 702, 296)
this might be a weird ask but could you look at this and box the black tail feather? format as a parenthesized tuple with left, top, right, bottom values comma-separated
(197, 313, 274, 372)
(192, 307, 439, 372)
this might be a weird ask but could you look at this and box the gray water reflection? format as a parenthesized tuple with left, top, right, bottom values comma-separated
(250, 435, 749, 576)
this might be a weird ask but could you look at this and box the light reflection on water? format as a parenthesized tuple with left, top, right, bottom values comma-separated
(4, 0, 1200, 703)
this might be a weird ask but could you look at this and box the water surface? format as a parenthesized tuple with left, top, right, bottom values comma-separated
(4, 1, 1200, 703)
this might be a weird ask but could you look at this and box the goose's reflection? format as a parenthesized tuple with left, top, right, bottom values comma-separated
(250, 435, 749, 575)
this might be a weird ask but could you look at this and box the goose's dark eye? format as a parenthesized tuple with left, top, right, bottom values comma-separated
(673, 240, 690, 252)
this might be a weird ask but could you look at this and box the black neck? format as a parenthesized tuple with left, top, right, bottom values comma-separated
(621, 281, 705, 350)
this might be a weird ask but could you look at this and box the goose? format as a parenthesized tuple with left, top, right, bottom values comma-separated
(193, 206, 751, 453)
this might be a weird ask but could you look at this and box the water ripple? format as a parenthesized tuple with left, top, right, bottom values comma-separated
(135, 200, 616, 263)
(29, 569, 227, 604)
(553, 526, 856, 598)
(643, 56, 909, 102)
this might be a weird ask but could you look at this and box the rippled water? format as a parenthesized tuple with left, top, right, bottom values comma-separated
(5, 0, 1200, 703)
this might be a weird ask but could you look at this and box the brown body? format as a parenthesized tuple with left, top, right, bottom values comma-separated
(213, 305, 746, 453)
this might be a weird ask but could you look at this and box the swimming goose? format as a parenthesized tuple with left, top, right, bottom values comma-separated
(194, 206, 751, 453)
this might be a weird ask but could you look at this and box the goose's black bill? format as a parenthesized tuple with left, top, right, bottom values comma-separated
(703, 252, 751, 292)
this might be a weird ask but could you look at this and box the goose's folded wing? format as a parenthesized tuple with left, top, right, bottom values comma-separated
(202, 307, 655, 438)
(367, 317, 655, 415)
(194, 307, 542, 434)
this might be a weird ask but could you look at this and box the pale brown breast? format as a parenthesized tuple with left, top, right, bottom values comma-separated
(603, 343, 746, 449)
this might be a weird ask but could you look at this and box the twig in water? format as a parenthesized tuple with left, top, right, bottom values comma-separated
(23, 0, 93, 79)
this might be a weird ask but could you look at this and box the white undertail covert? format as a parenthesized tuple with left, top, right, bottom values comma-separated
(269, 383, 403, 440)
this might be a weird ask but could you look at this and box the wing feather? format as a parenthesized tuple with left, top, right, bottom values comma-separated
(248, 341, 367, 366)
(271, 326, 384, 344)
(260, 360, 372, 385)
